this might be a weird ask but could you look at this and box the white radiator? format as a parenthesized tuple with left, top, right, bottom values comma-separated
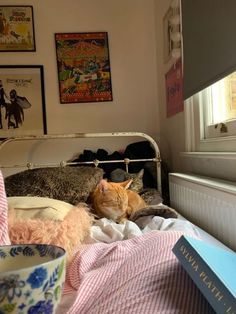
(169, 173, 236, 251)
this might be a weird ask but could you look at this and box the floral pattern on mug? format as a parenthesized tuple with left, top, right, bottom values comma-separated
(27, 267, 47, 289)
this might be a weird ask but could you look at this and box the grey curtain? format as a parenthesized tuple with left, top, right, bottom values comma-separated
(182, 0, 236, 100)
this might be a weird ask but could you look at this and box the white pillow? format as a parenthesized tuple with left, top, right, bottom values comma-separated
(7, 196, 74, 221)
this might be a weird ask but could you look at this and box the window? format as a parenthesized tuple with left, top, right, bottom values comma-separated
(202, 72, 236, 139)
(185, 72, 236, 152)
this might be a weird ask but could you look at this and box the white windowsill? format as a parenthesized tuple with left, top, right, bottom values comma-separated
(180, 151, 236, 160)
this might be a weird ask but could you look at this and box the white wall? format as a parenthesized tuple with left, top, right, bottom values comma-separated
(2, 0, 234, 182)
(154, 0, 185, 172)
(154, 0, 236, 182)
(0, 0, 161, 174)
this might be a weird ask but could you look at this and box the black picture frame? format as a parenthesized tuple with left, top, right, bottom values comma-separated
(0, 65, 47, 137)
(0, 6, 36, 52)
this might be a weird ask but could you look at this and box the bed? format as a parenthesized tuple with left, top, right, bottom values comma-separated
(0, 132, 232, 314)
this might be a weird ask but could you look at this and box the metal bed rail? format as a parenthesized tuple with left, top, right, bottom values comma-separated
(0, 132, 162, 195)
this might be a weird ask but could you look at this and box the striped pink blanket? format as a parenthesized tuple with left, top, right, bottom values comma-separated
(59, 231, 214, 313)
(0, 171, 10, 246)
(0, 172, 213, 313)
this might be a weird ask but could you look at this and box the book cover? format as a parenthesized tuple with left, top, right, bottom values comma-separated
(172, 235, 236, 314)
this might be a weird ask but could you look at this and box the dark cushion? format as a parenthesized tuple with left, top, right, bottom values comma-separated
(5, 166, 104, 205)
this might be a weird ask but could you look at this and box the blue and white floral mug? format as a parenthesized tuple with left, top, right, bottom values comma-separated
(0, 244, 66, 314)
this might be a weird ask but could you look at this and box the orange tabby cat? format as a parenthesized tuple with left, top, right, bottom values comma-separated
(91, 179, 147, 223)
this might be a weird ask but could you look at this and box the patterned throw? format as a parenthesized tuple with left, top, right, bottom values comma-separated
(4, 166, 104, 204)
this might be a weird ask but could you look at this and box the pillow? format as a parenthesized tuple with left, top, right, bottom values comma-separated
(5, 166, 104, 204)
(7, 196, 74, 221)
(8, 196, 93, 262)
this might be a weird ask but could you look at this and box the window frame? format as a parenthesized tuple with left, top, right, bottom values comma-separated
(184, 92, 236, 153)
(202, 77, 236, 139)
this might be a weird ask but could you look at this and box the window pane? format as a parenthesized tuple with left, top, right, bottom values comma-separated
(210, 72, 236, 124)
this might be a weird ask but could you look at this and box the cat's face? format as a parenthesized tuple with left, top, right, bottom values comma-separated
(125, 169, 144, 193)
(92, 179, 132, 221)
(110, 168, 144, 193)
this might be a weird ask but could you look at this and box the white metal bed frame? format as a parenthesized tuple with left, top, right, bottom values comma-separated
(0, 132, 162, 195)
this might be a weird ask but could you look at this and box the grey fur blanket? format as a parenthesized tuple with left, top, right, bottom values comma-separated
(5, 166, 104, 205)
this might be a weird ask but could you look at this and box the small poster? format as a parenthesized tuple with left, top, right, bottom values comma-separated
(0, 65, 47, 137)
(0, 6, 35, 52)
(165, 58, 183, 117)
(55, 32, 113, 104)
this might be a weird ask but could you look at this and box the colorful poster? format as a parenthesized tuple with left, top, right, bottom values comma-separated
(165, 58, 183, 117)
(0, 6, 35, 51)
(55, 32, 113, 104)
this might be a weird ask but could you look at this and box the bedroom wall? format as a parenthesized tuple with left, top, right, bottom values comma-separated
(154, 0, 236, 182)
(154, 0, 185, 172)
(0, 0, 160, 174)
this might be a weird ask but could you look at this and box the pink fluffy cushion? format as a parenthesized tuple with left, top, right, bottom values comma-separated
(8, 203, 93, 262)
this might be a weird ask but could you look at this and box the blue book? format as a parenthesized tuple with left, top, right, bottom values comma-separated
(172, 235, 236, 314)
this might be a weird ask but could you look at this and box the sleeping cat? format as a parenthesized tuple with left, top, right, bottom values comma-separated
(110, 168, 144, 193)
(91, 179, 147, 223)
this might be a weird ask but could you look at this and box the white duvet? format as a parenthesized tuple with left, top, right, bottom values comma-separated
(84, 214, 201, 244)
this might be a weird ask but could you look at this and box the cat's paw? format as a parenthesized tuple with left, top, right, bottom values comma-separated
(117, 216, 128, 224)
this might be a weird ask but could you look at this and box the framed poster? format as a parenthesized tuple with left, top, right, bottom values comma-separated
(55, 32, 113, 104)
(0, 65, 47, 138)
(163, 7, 173, 63)
(0, 6, 35, 52)
(165, 58, 183, 117)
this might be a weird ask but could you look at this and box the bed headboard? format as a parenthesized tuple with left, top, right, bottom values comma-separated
(0, 132, 162, 194)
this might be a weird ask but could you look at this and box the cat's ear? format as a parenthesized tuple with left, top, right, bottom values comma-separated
(98, 179, 109, 192)
(138, 169, 144, 178)
(120, 179, 133, 190)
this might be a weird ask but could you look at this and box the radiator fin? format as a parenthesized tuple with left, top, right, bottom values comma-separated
(169, 174, 236, 251)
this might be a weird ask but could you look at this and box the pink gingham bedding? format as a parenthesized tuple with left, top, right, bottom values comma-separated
(0, 172, 213, 313)
(0, 171, 10, 246)
(59, 231, 214, 314)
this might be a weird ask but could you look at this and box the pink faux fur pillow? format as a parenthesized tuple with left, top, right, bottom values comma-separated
(8, 203, 93, 262)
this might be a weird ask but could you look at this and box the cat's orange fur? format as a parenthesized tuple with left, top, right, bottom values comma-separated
(91, 179, 147, 223)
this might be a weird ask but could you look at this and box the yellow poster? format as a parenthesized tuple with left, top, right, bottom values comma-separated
(0, 6, 35, 51)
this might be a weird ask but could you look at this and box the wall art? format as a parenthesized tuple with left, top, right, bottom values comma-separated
(55, 32, 113, 103)
(0, 65, 47, 137)
(163, 0, 181, 63)
(165, 58, 183, 117)
(0, 6, 35, 52)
